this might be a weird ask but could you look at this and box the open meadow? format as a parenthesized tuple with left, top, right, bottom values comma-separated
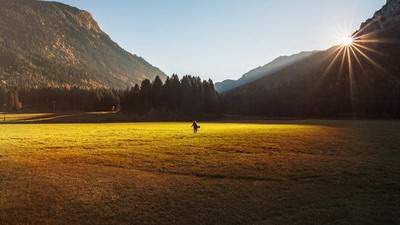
(0, 114, 400, 225)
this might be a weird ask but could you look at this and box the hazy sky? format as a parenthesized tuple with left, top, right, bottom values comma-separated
(54, 0, 385, 82)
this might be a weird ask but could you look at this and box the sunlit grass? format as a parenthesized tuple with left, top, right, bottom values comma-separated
(1, 120, 400, 224)
(1, 122, 330, 179)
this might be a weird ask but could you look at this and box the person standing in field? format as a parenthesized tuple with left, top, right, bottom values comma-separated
(192, 121, 200, 133)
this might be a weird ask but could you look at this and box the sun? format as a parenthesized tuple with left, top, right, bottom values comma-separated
(339, 35, 354, 46)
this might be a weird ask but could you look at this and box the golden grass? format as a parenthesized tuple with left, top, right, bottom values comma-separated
(1, 120, 400, 224)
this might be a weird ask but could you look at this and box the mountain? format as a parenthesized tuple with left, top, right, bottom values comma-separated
(215, 51, 318, 92)
(223, 0, 400, 118)
(0, 0, 166, 89)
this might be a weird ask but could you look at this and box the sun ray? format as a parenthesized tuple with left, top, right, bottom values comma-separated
(320, 47, 345, 80)
(352, 19, 382, 38)
(353, 45, 400, 85)
(346, 47, 353, 76)
(352, 45, 384, 71)
(323, 46, 342, 61)
(313, 46, 345, 92)
(353, 22, 372, 37)
(352, 42, 385, 56)
(349, 46, 363, 69)
(354, 38, 393, 44)
(338, 46, 347, 76)
(346, 46, 356, 113)
(353, 26, 391, 43)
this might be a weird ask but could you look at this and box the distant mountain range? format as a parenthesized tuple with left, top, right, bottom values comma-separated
(223, 0, 400, 117)
(215, 51, 318, 93)
(0, 0, 166, 89)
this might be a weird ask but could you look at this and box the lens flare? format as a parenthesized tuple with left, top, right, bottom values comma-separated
(339, 36, 354, 46)
(318, 19, 395, 115)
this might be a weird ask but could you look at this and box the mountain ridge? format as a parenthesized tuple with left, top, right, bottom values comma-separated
(215, 51, 318, 92)
(0, 0, 166, 89)
(223, 0, 400, 117)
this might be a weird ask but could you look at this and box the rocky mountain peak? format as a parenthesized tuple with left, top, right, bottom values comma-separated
(357, 0, 400, 35)
(0, 0, 166, 89)
(377, 0, 400, 20)
(74, 10, 101, 34)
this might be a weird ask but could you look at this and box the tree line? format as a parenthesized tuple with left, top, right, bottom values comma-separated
(120, 75, 220, 116)
(0, 75, 221, 117)
(0, 86, 121, 112)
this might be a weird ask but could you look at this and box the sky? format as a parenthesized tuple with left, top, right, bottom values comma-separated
(53, 0, 385, 82)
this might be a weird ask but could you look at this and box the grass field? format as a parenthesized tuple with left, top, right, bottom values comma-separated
(0, 115, 400, 224)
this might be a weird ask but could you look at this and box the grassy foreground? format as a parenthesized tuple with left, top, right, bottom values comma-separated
(0, 118, 400, 224)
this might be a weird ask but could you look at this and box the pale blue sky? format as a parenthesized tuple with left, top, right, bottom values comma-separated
(53, 0, 385, 82)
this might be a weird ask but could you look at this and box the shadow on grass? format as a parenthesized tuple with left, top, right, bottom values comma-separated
(1, 112, 398, 127)
(0, 112, 122, 124)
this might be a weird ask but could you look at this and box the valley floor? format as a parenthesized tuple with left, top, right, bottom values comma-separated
(0, 116, 399, 224)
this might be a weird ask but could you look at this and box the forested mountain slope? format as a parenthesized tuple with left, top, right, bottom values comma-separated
(215, 51, 317, 93)
(0, 0, 166, 89)
(223, 0, 400, 118)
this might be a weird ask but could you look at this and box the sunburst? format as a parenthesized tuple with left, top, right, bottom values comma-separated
(339, 36, 354, 46)
(321, 20, 399, 114)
